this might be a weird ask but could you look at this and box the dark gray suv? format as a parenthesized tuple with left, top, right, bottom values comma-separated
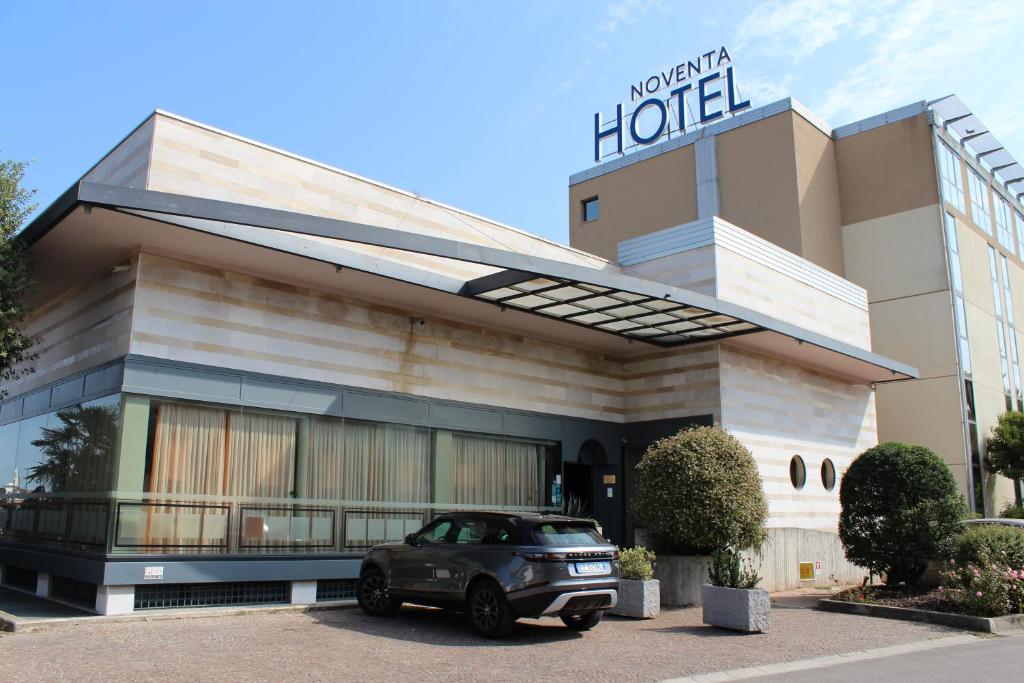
(356, 511, 620, 638)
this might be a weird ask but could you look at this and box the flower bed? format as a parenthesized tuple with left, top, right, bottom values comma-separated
(833, 556, 1024, 618)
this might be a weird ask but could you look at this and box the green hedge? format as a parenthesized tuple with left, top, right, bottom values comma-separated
(953, 525, 1024, 568)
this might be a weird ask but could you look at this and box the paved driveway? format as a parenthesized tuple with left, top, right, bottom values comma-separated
(0, 599, 959, 682)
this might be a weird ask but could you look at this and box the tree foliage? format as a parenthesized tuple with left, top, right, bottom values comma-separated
(633, 425, 767, 555)
(985, 411, 1024, 482)
(0, 156, 37, 398)
(839, 442, 967, 585)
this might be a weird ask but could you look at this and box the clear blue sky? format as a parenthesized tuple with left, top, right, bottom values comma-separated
(3, 0, 1023, 244)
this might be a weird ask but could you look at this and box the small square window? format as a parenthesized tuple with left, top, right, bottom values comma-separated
(582, 196, 599, 222)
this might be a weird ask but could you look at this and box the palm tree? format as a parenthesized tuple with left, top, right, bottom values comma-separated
(27, 404, 118, 492)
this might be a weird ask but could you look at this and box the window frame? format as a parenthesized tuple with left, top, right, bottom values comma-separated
(581, 196, 600, 223)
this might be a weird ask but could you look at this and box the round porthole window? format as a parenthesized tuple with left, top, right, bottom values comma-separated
(821, 458, 836, 491)
(789, 455, 806, 489)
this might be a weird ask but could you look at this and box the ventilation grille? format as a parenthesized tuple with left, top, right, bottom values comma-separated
(51, 576, 97, 607)
(3, 566, 38, 592)
(316, 578, 356, 602)
(134, 581, 289, 610)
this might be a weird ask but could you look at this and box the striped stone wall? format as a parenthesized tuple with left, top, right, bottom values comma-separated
(5, 265, 136, 397)
(719, 345, 876, 531)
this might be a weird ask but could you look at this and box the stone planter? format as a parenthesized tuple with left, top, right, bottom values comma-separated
(609, 578, 660, 618)
(654, 555, 711, 606)
(702, 584, 771, 633)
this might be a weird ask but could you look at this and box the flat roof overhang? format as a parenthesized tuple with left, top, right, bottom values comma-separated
(21, 181, 917, 384)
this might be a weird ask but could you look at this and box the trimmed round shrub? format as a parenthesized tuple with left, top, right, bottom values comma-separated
(619, 546, 656, 581)
(953, 525, 1024, 568)
(839, 442, 967, 585)
(633, 425, 767, 555)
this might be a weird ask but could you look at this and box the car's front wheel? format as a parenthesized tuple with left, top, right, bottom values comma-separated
(560, 609, 603, 631)
(468, 580, 515, 638)
(357, 567, 402, 616)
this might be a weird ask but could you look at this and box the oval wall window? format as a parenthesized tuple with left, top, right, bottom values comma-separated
(821, 458, 837, 491)
(789, 455, 806, 489)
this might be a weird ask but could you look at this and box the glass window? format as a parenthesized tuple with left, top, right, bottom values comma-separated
(945, 213, 972, 377)
(4, 395, 120, 494)
(820, 459, 836, 492)
(789, 455, 806, 490)
(454, 517, 514, 545)
(1016, 212, 1024, 261)
(997, 320, 1012, 407)
(995, 194, 1015, 252)
(989, 245, 1003, 319)
(448, 433, 550, 507)
(306, 416, 430, 503)
(938, 143, 965, 213)
(147, 401, 297, 498)
(1001, 255, 1015, 326)
(531, 522, 605, 546)
(969, 169, 992, 235)
(582, 196, 599, 222)
(417, 519, 454, 544)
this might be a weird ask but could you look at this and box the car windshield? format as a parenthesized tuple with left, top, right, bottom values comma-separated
(531, 522, 605, 546)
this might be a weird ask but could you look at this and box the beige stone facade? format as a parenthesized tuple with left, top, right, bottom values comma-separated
(571, 95, 1024, 515)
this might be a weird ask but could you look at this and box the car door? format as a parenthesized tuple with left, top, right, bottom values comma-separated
(388, 518, 454, 592)
(442, 516, 517, 595)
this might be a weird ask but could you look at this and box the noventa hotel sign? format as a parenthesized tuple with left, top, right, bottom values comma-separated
(594, 46, 751, 162)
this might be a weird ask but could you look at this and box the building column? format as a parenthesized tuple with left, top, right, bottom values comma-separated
(290, 579, 317, 605)
(35, 572, 51, 598)
(95, 585, 135, 615)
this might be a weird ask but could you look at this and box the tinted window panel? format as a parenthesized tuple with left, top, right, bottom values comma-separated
(531, 522, 605, 546)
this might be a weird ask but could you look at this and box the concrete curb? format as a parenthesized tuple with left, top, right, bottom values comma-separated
(818, 598, 1024, 634)
(0, 599, 357, 633)
(660, 633, 983, 682)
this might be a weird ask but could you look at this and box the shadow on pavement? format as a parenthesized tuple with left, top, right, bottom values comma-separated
(310, 604, 587, 646)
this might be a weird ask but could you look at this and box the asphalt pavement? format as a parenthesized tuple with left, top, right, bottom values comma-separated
(749, 635, 1024, 682)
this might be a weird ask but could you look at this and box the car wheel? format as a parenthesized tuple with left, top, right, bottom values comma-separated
(560, 610, 603, 631)
(468, 581, 515, 638)
(357, 567, 402, 616)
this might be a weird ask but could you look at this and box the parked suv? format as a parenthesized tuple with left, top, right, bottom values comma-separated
(356, 511, 620, 638)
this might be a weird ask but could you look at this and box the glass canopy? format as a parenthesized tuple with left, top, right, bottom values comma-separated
(470, 274, 761, 346)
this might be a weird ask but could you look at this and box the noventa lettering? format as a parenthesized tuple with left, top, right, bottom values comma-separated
(593, 49, 751, 163)
(630, 47, 732, 102)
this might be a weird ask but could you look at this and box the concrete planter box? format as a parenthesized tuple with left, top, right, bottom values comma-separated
(654, 555, 710, 606)
(609, 579, 660, 618)
(819, 598, 1024, 634)
(702, 584, 771, 633)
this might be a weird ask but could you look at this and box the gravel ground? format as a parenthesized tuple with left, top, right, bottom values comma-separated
(0, 600, 959, 682)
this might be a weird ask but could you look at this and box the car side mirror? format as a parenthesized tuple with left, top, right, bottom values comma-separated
(405, 533, 418, 546)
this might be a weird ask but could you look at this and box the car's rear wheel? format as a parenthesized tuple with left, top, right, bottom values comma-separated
(468, 581, 515, 638)
(560, 609, 603, 631)
(357, 567, 402, 616)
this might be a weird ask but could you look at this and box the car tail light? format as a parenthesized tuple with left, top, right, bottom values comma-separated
(612, 550, 620, 560)
(513, 551, 570, 562)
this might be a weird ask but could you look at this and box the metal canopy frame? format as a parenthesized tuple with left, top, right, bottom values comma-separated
(21, 181, 917, 380)
(931, 95, 1024, 201)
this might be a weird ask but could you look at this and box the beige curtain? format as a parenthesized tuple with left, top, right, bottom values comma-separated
(148, 403, 228, 495)
(306, 418, 429, 503)
(452, 435, 540, 507)
(225, 412, 296, 498)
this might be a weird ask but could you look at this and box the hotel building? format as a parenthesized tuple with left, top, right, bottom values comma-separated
(571, 94, 1024, 516)
(1, 105, 916, 615)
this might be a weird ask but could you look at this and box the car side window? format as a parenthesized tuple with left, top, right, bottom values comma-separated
(454, 518, 515, 545)
(417, 520, 453, 544)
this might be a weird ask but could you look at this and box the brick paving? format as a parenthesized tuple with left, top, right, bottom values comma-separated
(0, 598, 959, 682)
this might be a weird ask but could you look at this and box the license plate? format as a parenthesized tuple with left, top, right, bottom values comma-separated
(574, 561, 610, 575)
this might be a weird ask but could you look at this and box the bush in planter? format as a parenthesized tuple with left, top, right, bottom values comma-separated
(839, 442, 967, 585)
(953, 525, 1024, 568)
(708, 548, 760, 589)
(619, 546, 656, 581)
(633, 425, 767, 555)
(985, 411, 1024, 482)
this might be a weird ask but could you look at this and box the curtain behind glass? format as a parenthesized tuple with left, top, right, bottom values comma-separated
(452, 434, 540, 507)
(149, 403, 228, 495)
(226, 412, 296, 498)
(306, 418, 429, 503)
